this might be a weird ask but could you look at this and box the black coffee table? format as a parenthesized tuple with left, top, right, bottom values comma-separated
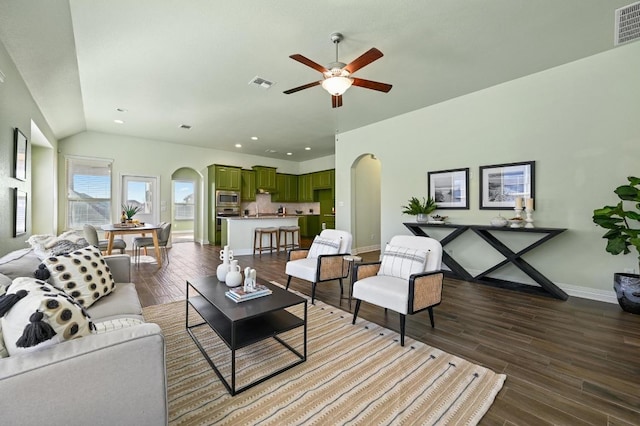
(186, 276, 307, 395)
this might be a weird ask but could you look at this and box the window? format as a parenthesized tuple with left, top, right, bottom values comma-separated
(173, 180, 195, 220)
(66, 157, 113, 229)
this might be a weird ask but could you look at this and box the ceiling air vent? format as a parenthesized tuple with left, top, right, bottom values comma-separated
(615, 2, 640, 46)
(179, 124, 192, 130)
(248, 76, 274, 89)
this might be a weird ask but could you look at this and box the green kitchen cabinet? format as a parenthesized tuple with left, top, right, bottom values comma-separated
(305, 215, 321, 237)
(323, 216, 335, 230)
(312, 169, 334, 189)
(252, 166, 277, 191)
(297, 173, 314, 202)
(241, 169, 256, 201)
(274, 173, 298, 202)
(214, 165, 242, 191)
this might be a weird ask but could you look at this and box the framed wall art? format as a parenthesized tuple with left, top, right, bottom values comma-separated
(14, 188, 27, 237)
(479, 161, 535, 210)
(14, 128, 27, 181)
(428, 167, 469, 209)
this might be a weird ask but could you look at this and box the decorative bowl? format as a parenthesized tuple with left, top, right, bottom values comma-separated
(490, 216, 508, 227)
(429, 215, 448, 224)
(295, 210, 303, 214)
(508, 218, 524, 228)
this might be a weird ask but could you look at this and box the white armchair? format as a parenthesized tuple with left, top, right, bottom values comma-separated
(285, 229, 352, 304)
(352, 235, 443, 346)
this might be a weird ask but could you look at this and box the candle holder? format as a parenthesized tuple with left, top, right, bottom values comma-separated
(525, 208, 535, 228)
(513, 207, 523, 219)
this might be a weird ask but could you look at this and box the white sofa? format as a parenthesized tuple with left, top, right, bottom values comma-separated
(0, 250, 168, 426)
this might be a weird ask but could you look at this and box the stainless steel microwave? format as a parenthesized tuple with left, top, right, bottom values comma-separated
(216, 190, 240, 206)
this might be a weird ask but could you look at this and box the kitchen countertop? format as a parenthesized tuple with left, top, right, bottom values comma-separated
(220, 214, 319, 220)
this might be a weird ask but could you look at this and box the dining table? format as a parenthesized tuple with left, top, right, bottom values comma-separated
(101, 223, 163, 267)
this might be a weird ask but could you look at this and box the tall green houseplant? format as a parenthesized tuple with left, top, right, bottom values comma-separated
(592, 176, 640, 270)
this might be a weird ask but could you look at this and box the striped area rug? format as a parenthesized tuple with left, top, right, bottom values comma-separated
(143, 284, 506, 425)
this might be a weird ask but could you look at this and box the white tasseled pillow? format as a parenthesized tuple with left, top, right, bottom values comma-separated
(377, 244, 429, 280)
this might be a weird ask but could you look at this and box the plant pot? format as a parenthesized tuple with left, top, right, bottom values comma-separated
(416, 213, 429, 223)
(613, 272, 640, 314)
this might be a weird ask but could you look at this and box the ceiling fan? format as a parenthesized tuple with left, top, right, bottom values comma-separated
(283, 33, 392, 108)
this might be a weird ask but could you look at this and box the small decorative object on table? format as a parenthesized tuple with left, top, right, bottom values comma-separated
(217, 245, 233, 282)
(508, 217, 524, 228)
(225, 259, 243, 287)
(490, 215, 508, 227)
(121, 203, 142, 222)
(429, 215, 448, 224)
(401, 196, 437, 223)
(225, 283, 272, 303)
(525, 197, 535, 228)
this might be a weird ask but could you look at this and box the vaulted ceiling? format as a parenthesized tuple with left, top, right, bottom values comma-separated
(0, 1, 635, 161)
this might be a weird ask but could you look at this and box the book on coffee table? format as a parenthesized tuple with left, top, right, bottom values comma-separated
(225, 284, 272, 303)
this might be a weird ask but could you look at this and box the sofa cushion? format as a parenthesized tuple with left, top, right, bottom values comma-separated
(86, 282, 143, 322)
(1, 277, 94, 356)
(307, 236, 341, 259)
(285, 257, 319, 283)
(0, 249, 41, 281)
(377, 244, 428, 280)
(43, 245, 115, 308)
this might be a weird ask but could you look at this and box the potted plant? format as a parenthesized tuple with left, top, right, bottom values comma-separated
(402, 196, 437, 223)
(122, 203, 142, 222)
(592, 176, 640, 314)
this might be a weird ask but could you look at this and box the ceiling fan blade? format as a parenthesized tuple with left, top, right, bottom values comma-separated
(344, 48, 384, 74)
(352, 77, 393, 93)
(331, 95, 343, 108)
(283, 81, 321, 94)
(289, 54, 329, 73)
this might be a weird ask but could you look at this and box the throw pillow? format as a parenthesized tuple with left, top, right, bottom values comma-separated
(43, 245, 115, 308)
(307, 236, 341, 259)
(93, 317, 145, 334)
(1, 277, 94, 356)
(377, 244, 429, 280)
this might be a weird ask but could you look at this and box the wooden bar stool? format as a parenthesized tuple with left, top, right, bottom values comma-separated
(279, 225, 300, 252)
(253, 227, 279, 256)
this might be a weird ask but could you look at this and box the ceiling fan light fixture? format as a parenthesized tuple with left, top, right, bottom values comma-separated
(321, 76, 353, 96)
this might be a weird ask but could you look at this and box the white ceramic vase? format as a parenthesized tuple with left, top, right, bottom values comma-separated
(216, 245, 234, 282)
(226, 260, 243, 287)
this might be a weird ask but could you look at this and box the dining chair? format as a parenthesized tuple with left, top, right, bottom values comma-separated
(132, 222, 172, 265)
(83, 224, 126, 254)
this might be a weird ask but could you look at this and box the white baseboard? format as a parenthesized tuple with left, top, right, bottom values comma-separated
(352, 244, 380, 256)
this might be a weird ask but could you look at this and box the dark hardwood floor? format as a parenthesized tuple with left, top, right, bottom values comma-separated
(130, 242, 640, 425)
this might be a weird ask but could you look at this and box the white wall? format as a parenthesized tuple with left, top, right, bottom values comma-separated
(0, 40, 58, 255)
(336, 42, 640, 302)
(352, 154, 381, 253)
(58, 131, 337, 243)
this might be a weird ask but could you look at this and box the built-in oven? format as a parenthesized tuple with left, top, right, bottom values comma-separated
(216, 190, 240, 207)
(216, 206, 240, 232)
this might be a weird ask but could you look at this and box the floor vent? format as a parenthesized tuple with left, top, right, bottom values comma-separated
(615, 2, 640, 45)
(248, 76, 274, 89)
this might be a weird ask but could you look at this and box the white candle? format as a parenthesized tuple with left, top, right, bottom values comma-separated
(526, 198, 534, 210)
(515, 197, 523, 209)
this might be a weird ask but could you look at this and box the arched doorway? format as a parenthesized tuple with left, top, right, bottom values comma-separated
(171, 168, 201, 243)
(351, 154, 381, 253)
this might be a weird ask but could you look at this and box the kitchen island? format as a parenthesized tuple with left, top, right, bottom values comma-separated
(221, 215, 300, 255)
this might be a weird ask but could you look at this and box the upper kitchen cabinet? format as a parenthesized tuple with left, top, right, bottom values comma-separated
(214, 165, 242, 191)
(298, 173, 314, 202)
(241, 169, 256, 201)
(252, 166, 277, 191)
(273, 173, 298, 202)
(312, 169, 334, 189)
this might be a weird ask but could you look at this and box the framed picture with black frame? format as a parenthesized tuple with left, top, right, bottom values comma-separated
(479, 161, 535, 210)
(427, 167, 470, 209)
(13, 188, 27, 237)
(14, 128, 27, 181)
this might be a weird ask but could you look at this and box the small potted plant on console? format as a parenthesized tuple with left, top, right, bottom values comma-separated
(402, 196, 437, 223)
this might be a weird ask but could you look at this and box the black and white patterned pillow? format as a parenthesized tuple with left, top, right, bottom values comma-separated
(307, 236, 341, 259)
(377, 244, 429, 280)
(0, 277, 94, 356)
(43, 245, 115, 308)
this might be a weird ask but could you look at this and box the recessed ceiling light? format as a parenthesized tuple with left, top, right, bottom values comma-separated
(179, 124, 192, 130)
(114, 119, 124, 124)
(251, 136, 258, 140)
(305, 147, 311, 151)
(116, 108, 127, 113)
(235, 144, 242, 148)
(286, 152, 293, 156)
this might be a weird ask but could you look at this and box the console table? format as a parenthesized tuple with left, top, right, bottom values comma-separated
(403, 223, 568, 300)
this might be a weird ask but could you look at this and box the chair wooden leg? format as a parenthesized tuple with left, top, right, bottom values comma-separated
(400, 313, 406, 346)
(286, 275, 292, 290)
(428, 306, 435, 328)
(311, 282, 317, 305)
(352, 300, 361, 325)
